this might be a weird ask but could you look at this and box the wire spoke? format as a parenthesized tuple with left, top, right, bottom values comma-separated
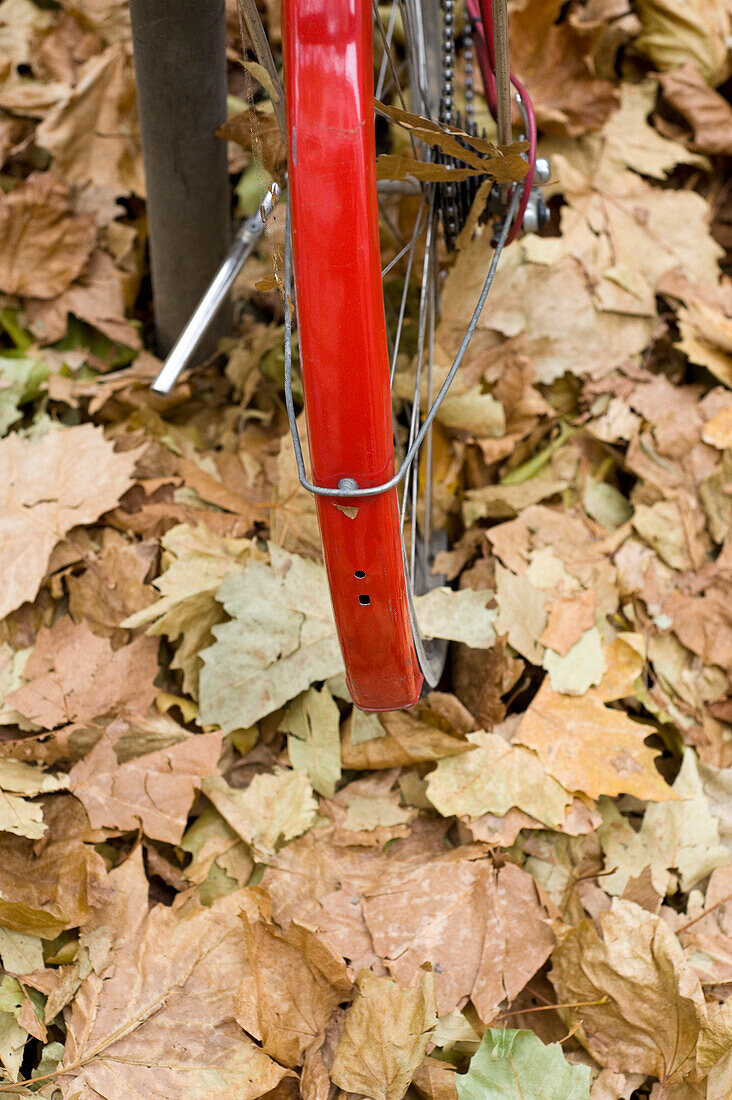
(375, 0, 399, 101)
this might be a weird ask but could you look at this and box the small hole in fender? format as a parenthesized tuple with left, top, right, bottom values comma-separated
(354, 570, 366, 579)
(358, 594, 370, 606)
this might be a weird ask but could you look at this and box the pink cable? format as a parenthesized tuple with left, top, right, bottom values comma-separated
(465, 0, 537, 244)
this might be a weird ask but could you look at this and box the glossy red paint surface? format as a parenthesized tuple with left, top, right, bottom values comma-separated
(283, 0, 422, 709)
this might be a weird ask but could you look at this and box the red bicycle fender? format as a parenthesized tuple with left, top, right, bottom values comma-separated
(283, 0, 423, 710)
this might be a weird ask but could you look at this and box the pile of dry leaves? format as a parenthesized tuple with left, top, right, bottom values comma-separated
(1, 0, 732, 1096)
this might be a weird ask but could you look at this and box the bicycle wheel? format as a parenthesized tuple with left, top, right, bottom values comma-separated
(282, 0, 520, 711)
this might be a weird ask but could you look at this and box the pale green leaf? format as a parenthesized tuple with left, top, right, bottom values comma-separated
(202, 770, 318, 858)
(199, 546, 344, 731)
(542, 627, 606, 696)
(414, 587, 497, 648)
(281, 685, 341, 798)
(456, 1028, 591, 1100)
(0, 928, 44, 976)
(640, 748, 730, 892)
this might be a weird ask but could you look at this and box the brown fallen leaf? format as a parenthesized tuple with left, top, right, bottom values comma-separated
(26, 247, 141, 347)
(69, 731, 222, 844)
(412, 1056, 458, 1100)
(539, 589, 597, 656)
(7, 618, 159, 730)
(508, 0, 620, 136)
(341, 708, 473, 770)
(657, 63, 732, 154)
(0, 423, 142, 621)
(36, 43, 144, 195)
(514, 669, 675, 802)
(218, 106, 286, 184)
(61, 889, 290, 1098)
(0, 796, 108, 938)
(362, 853, 553, 1020)
(235, 888, 351, 1068)
(330, 969, 437, 1100)
(549, 899, 724, 1084)
(0, 173, 95, 299)
(66, 529, 157, 643)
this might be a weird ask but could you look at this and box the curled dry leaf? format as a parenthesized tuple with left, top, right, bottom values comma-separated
(341, 708, 473, 770)
(549, 899, 732, 1083)
(633, 0, 732, 86)
(235, 889, 351, 1068)
(0, 173, 95, 299)
(0, 799, 109, 938)
(0, 758, 69, 840)
(36, 43, 144, 195)
(657, 63, 732, 155)
(330, 969, 437, 1100)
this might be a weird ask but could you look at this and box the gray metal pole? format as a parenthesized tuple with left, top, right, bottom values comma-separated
(130, 0, 231, 358)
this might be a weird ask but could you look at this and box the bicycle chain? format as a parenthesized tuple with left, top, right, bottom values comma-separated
(437, 0, 500, 250)
(438, 0, 460, 248)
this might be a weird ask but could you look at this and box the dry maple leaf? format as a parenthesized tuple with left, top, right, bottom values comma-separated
(549, 899, 728, 1084)
(198, 546, 345, 731)
(69, 731, 222, 844)
(0, 173, 96, 299)
(60, 889, 289, 1099)
(202, 770, 319, 858)
(514, 678, 675, 803)
(26, 248, 141, 348)
(7, 617, 159, 730)
(426, 730, 572, 828)
(0, 423, 142, 621)
(362, 853, 553, 1020)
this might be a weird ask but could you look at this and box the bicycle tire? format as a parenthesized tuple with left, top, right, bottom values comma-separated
(283, 0, 430, 711)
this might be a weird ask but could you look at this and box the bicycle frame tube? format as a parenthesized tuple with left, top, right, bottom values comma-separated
(283, 0, 423, 710)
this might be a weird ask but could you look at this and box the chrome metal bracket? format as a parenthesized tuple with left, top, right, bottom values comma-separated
(152, 183, 281, 394)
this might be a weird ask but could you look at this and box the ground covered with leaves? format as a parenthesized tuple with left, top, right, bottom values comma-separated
(1, 0, 732, 1097)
